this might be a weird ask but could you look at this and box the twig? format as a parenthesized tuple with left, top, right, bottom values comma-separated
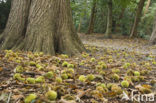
(7, 91, 12, 103)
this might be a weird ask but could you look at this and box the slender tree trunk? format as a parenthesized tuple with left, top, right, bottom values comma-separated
(130, 0, 146, 38)
(105, 0, 113, 38)
(150, 15, 156, 45)
(87, 0, 96, 34)
(0, 0, 85, 56)
(144, 0, 151, 15)
(78, 17, 82, 33)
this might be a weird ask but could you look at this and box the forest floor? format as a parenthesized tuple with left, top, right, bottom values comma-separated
(0, 33, 156, 103)
(79, 33, 156, 55)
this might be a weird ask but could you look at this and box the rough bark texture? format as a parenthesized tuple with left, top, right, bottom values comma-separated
(87, 0, 96, 34)
(0, 0, 31, 49)
(0, 0, 85, 56)
(105, 0, 112, 38)
(150, 15, 156, 45)
(130, 0, 146, 38)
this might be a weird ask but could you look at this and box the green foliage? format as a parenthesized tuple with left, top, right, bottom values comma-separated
(0, 0, 11, 31)
(0, 0, 156, 38)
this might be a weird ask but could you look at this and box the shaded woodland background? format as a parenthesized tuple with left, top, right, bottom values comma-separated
(0, 0, 156, 39)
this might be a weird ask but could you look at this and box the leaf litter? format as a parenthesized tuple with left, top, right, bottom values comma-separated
(0, 36, 156, 103)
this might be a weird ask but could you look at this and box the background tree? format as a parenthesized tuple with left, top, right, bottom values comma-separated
(0, 0, 85, 56)
(87, 0, 97, 34)
(144, 0, 151, 15)
(105, 0, 113, 37)
(150, 14, 156, 44)
(0, 0, 156, 41)
(130, 0, 146, 37)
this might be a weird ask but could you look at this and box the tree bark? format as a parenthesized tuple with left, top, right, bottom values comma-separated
(87, 0, 96, 34)
(144, 0, 151, 16)
(0, 0, 85, 56)
(150, 15, 156, 45)
(78, 17, 82, 33)
(130, 0, 146, 38)
(0, 0, 31, 49)
(105, 0, 113, 38)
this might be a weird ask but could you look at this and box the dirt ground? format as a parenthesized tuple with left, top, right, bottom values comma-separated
(79, 33, 156, 55)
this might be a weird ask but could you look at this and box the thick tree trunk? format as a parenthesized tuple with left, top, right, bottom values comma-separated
(130, 0, 146, 38)
(150, 15, 156, 45)
(0, 0, 85, 56)
(87, 0, 96, 34)
(0, 0, 31, 49)
(105, 0, 112, 38)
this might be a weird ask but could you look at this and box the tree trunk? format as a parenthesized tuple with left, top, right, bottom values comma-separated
(78, 17, 82, 33)
(130, 0, 146, 38)
(150, 15, 156, 45)
(0, 0, 85, 56)
(144, 0, 151, 15)
(0, 0, 31, 49)
(105, 0, 113, 38)
(87, 0, 96, 34)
